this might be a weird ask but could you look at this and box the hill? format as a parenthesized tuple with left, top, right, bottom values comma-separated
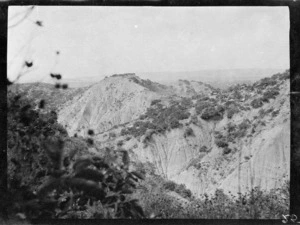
(10, 70, 290, 218)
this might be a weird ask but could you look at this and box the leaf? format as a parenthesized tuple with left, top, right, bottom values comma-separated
(65, 178, 105, 200)
(73, 158, 94, 173)
(42, 138, 64, 169)
(37, 177, 61, 198)
(131, 201, 145, 218)
(126, 178, 136, 188)
(130, 171, 145, 180)
(74, 168, 104, 182)
(102, 195, 119, 205)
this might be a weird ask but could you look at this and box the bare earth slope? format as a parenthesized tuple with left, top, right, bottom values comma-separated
(58, 74, 163, 136)
(16, 71, 290, 198)
(90, 71, 290, 197)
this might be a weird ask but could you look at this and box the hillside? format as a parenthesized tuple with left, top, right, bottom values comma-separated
(56, 73, 215, 136)
(86, 70, 290, 197)
(11, 70, 290, 218)
(9, 82, 87, 111)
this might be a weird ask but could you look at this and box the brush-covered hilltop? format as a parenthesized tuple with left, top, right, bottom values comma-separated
(11, 70, 290, 218)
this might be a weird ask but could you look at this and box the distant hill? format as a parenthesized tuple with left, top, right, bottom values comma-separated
(141, 68, 285, 89)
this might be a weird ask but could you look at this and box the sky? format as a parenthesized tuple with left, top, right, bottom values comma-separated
(7, 6, 289, 83)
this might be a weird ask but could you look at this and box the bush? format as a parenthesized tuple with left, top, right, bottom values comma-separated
(256, 77, 277, 88)
(169, 118, 182, 129)
(163, 181, 177, 191)
(6, 92, 145, 219)
(139, 114, 147, 120)
(227, 105, 239, 119)
(151, 99, 161, 106)
(190, 115, 198, 124)
(120, 128, 129, 136)
(184, 127, 195, 138)
(109, 132, 116, 138)
(215, 139, 228, 148)
(174, 184, 193, 199)
(262, 89, 280, 102)
(251, 98, 263, 108)
(180, 97, 193, 108)
(195, 101, 212, 114)
(278, 70, 290, 80)
(201, 105, 225, 121)
(199, 146, 208, 153)
(117, 140, 123, 147)
(272, 110, 280, 117)
(223, 147, 231, 155)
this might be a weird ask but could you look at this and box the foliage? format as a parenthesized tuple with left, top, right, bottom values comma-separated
(255, 77, 277, 89)
(215, 138, 228, 148)
(195, 101, 213, 115)
(199, 146, 208, 153)
(163, 181, 177, 191)
(117, 140, 124, 147)
(150, 99, 161, 106)
(262, 88, 280, 102)
(190, 115, 198, 124)
(109, 132, 116, 139)
(136, 177, 289, 219)
(174, 184, 193, 199)
(226, 104, 240, 119)
(7, 92, 68, 192)
(201, 105, 225, 121)
(121, 102, 190, 137)
(6, 92, 145, 220)
(251, 98, 263, 109)
(272, 109, 280, 117)
(223, 147, 232, 155)
(184, 127, 195, 138)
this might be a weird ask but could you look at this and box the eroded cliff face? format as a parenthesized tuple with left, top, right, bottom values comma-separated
(128, 80, 290, 197)
(57, 72, 290, 198)
(58, 75, 161, 136)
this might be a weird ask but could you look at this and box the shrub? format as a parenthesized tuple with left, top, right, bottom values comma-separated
(184, 127, 195, 138)
(199, 146, 208, 153)
(109, 132, 116, 138)
(262, 89, 280, 102)
(272, 110, 280, 117)
(163, 181, 177, 191)
(190, 115, 198, 124)
(223, 147, 231, 155)
(169, 119, 182, 129)
(139, 114, 147, 120)
(6, 92, 145, 219)
(117, 140, 123, 147)
(256, 77, 277, 88)
(278, 70, 290, 80)
(258, 108, 266, 118)
(195, 101, 212, 114)
(180, 97, 193, 108)
(227, 105, 239, 119)
(120, 128, 129, 136)
(151, 99, 161, 106)
(215, 139, 228, 148)
(251, 98, 263, 108)
(201, 105, 224, 121)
